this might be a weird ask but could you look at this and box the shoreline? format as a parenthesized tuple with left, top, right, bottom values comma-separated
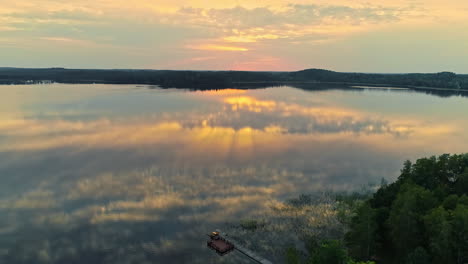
(2, 80, 468, 94)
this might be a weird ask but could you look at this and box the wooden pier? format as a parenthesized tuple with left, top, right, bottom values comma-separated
(207, 230, 273, 264)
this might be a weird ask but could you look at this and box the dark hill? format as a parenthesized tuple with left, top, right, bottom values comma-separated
(1, 67, 467, 91)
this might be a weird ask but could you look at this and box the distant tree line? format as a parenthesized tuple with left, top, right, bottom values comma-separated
(0, 68, 281, 89)
(1, 68, 468, 91)
(289, 69, 468, 90)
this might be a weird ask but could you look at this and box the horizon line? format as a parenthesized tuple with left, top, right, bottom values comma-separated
(0, 67, 465, 75)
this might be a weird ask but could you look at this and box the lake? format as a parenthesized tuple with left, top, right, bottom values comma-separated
(1, 84, 467, 263)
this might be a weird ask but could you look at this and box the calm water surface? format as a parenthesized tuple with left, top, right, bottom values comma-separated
(1, 84, 467, 263)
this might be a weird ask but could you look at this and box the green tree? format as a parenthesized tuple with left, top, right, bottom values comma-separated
(454, 171, 468, 196)
(424, 206, 453, 263)
(406, 247, 430, 264)
(442, 194, 459, 210)
(345, 154, 468, 263)
(452, 204, 468, 264)
(388, 184, 436, 261)
(346, 202, 377, 260)
(399, 160, 412, 181)
(308, 240, 348, 264)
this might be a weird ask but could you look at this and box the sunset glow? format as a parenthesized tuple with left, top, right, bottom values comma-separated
(0, 0, 467, 72)
(187, 44, 249, 52)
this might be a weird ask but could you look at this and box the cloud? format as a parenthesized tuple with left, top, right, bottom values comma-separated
(176, 4, 411, 45)
(178, 4, 406, 28)
(1, 0, 466, 71)
(0, 2, 414, 50)
(220, 95, 418, 136)
(39, 36, 96, 46)
(187, 44, 249, 51)
(2, 85, 467, 263)
(0, 190, 57, 209)
(0, 91, 460, 154)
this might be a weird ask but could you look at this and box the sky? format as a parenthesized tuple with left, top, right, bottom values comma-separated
(1, 0, 467, 72)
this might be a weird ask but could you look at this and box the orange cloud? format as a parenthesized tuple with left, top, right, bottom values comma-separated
(187, 44, 249, 51)
(224, 33, 282, 43)
(1, 0, 466, 71)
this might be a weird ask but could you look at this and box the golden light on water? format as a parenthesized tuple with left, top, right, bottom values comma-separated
(224, 96, 277, 112)
(0, 89, 464, 158)
(1, 84, 468, 264)
(200, 89, 247, 95)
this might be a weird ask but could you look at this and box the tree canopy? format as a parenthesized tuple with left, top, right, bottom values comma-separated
(347, 154, 468, 264)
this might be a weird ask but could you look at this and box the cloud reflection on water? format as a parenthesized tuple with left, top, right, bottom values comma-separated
(1, 85, 468, 263)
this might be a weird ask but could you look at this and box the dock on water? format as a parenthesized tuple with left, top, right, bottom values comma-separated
(207, 231, 273, 264)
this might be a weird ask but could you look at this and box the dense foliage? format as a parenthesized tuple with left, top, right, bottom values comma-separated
(285, 238, 375, 264)
(290, 69, 468, 90)
(1, 68, 468, 94)
(0, 68, 282, 88)
(346, 154, 468, 264)
(283, 154, 468, 264)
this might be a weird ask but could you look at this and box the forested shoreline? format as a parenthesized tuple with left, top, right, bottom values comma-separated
(229, 154, 468, 264)
(344, 153, 468, 264)
(1, 68, 468, 92)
